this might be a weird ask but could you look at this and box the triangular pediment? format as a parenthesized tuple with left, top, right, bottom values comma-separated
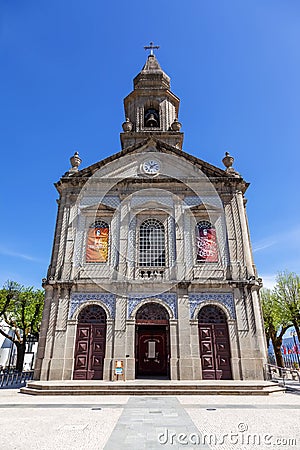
(79, 203, 116, 213)
(66, 137, 231, 180)
(190, 203, 223, 213)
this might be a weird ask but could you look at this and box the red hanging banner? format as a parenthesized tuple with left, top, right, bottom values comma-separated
(196, 225, 218, 263)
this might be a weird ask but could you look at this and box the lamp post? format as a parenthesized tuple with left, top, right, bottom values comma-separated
(7, 329, 16, 372)
(290, 330, 300, 367)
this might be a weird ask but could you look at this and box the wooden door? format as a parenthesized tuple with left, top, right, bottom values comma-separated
(198, 323, 232, 380)
(136, 326, 169, 377)
(73, 305, 106, 380)
(73, 323, 106, 380)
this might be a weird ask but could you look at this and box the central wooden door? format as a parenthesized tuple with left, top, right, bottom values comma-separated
(198, 306, 232, 380)
(73, 305, 106, 380)
(136, 326, 169, 377)
(135, 302, 170, 378)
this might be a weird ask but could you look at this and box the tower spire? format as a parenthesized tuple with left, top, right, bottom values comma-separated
(121, 52, 183, 150)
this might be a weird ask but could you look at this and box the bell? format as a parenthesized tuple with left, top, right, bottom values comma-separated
(146, 113, 158, 127)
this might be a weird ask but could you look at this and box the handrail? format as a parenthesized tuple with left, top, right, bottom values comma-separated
(0, 370, 34, 388)
(265, 363, 300, 385)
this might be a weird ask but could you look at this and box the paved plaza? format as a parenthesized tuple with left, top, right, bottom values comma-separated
(0, 388, 300, 450)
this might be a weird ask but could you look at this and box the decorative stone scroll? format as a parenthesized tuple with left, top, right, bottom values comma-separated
(189, 293, 235, 319)
(128, 293, 177, 319)
(69, 293, 116, 319)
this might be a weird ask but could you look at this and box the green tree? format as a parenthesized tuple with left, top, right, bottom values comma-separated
(261, 288, 291, 367)
(0, 281, 44, 372)
(275, 271, 300, 344)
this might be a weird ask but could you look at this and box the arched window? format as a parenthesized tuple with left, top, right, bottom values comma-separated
(86, 220, 109, 263)
(78, 305, 107, 323)
(136, 303, 169, 322)
(198, 305, 227, 324)
(139, 219, 165, 267)
(196, 220, 218, 263)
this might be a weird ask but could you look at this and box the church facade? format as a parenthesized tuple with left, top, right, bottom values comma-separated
(34, 53, 267, 382)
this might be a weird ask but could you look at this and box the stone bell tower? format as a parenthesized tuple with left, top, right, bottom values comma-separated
(120, 51, 184, 150)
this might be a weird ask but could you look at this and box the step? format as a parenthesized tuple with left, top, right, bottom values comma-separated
(24, 380, 278, 389)
(20, 381, 285, 396)
(20, 387, 284, 396)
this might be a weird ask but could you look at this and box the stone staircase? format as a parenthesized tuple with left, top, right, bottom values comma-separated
(20, 380, 285, 396)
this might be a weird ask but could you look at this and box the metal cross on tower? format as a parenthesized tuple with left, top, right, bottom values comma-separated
(144, 42, 160, 56)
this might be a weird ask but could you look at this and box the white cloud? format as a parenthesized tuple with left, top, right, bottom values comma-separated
(260, 274, 277, 289)
(252, 239, 276, 253)
(252, 225, 300, 254)
(0, 246, 41, 262)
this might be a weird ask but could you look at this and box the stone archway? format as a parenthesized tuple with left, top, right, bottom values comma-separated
(73, 304, 106, 380)
(135, 302, 170, 379)
(198, 305, 232, 380)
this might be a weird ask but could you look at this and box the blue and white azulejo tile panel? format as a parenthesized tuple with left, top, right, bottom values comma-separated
(128, 293, 177, 319)
(189, 293, 235, 319)
(69, 293, 116, 319)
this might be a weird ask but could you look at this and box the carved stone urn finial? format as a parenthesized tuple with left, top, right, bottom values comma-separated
(171, 118, 182, 131)
(69, 151, 82, 173)
(222, 151, 240, 177)
(222, 151, 234, 169)
(122, 117, 133, 132)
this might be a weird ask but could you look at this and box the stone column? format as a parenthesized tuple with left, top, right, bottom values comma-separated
(118, 201, 130, 280)
(169, 319, 179, 380)
(39, 286, 59, 380)
(227, 319, 241, 380)
(223, 195, 240, 280)
(47, 198, 64, 279)
(103, 319, 114, 381)
(54, 199, 70, 279)
(112, 296, 127, 353)
(48, 286, 70, 380)
(174, 200, 185, 281)
(34, 284, 53, 380)
(125, 319, 136, 380)
(236, 191, 254, 277)
(248, 287, 268, 379)
(234, 285, 263, 380)
(61, 195, 77, 280)
(62, 319, 77, 380)
(177, 293, 195, 380)
(190, 319, 202, 379)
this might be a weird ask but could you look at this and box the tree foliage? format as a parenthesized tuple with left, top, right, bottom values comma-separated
(261, 288, 291, 367)
(261, 271, 300, 368)
(0, 281, 44, 371)
(274, 272, 300, 344)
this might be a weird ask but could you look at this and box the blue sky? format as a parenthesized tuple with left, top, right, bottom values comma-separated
(0, 0, 299, 289)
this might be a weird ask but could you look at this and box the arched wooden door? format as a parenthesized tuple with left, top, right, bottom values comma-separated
(135, 303, 170, 378)
(73, 305, 106, 380)
(198, 305, 232, 380)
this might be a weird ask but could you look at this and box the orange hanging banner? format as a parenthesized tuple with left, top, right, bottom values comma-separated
(86, 226, 109, 263)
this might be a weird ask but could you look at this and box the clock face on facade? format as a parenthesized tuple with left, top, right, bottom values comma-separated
(142, 160, 160, 175)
